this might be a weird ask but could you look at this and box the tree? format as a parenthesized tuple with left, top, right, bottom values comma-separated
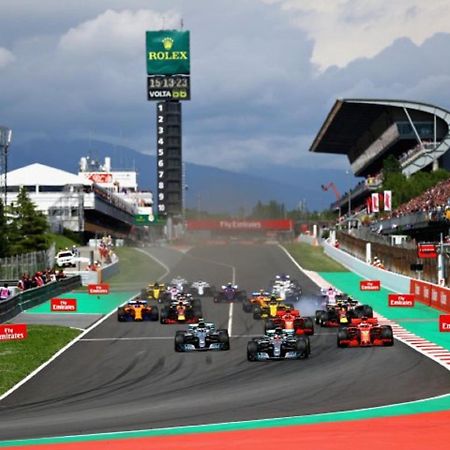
(7, 187, 49, 255)
(382, 154, 402, 174)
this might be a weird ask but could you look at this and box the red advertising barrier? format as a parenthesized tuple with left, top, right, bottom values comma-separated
(360, 280, 381, 291)
(388, 294, 415, 307)
(88, 283, 110, 295)
(0, 324, 27, 341)
(51, 298, 77, 312)
(186, 219, 293, 231)
(410, 279, 450, 313)
(439, 315, 450, 332)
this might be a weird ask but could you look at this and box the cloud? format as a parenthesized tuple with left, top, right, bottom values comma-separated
(58, 8, 180, 59)
(267, 0, 450, 70)
(0, 47, 15, 68)
(2, 1, 450, 176)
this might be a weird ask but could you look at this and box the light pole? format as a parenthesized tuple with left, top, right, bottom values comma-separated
(346, 169, 352, 230)
(0, 126, 12, 207)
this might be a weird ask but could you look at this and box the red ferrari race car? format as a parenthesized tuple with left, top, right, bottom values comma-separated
(337, 317, 394, 347)
(265, 310, 314, 336)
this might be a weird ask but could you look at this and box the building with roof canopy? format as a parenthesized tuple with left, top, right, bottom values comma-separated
(309, 99, 450, 215)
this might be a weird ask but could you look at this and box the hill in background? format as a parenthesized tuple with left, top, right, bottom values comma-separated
(9, 138, 354, 213)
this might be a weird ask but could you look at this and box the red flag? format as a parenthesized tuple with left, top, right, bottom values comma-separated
(371, 193, 379, 212)
(384, 190, 392, 211)
(366, 196, 372, 213)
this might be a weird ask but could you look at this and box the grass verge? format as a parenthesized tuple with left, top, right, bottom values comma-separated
(0, 325, 81, 395)
(284, 242, 348, 272)
(47, 232, 79, 252)
(107, 247, 166, 290)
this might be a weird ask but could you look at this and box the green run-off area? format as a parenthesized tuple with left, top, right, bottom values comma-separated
(319, 271, 450, 350)
(24, 291, 136, 315)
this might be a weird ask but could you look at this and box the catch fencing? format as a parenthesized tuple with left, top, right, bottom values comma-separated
(0, 245, 56, 280)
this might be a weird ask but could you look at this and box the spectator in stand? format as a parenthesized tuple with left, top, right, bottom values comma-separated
(0, 283, 11, 301)
(33, 272, 44, 287)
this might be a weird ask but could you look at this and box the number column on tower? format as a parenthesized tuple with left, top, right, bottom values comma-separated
(156, 101, 182, 217)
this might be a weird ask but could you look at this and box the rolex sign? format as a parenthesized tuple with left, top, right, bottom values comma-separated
(146, 30, 190, 75)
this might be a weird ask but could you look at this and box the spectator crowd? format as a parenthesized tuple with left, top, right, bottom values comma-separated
(390, 177, 450, 218)
(16, 268, 66, 292)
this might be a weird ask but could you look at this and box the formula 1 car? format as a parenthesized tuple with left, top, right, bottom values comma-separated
(170, 277, 189, 292)
(214, 283, 247, 303)
(141, 282, 166, 303)
(160, 295, 202, 324)
(190, 280, 214, 296)
(271, 276, 302, 302)
(253, 297, 294, 320)
(247, 329, 310, 361)
(242, 290, 272, 313)
(337, 317, 394, 347)
(174, 320, 230, 352)
(315, 296, 373, 327)
(165, 285, 183, 302)
(265, 310, 314, 336)
(117, 300, 159, 322)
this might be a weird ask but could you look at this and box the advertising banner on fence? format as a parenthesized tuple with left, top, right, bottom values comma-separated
(0, 324, 27, 341)
(51, 298, 77, 312)
(88, 284, 110, 295)
(186, 219, 293, 231)
(439, 315, 450, 332)
(360, 280, 381, 291)
(410, 279, 450, 312)
(146, 30, 190, 75)
(388, 293, 415, 307)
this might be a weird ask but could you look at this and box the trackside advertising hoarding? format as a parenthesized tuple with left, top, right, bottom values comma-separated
(0, 324, 27, 341)
(410, 279, 450, 313)
(186, 219, 294, 231)
(439, 315, 450, 332)
(388, 293, 415, 307)
(360, 280, 380, 291)
(88, 284, 110, 295)
(146, 30, 190, 75)
(51, 298, 77, 312)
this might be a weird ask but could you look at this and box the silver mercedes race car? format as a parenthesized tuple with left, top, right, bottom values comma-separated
(246, 329, 310, 361)
(174, 320, 230, 352)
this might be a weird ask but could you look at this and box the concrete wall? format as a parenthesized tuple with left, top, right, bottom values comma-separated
(323, 240, 411, 293)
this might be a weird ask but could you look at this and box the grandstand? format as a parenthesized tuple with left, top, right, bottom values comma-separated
(309, 99, 450, 216)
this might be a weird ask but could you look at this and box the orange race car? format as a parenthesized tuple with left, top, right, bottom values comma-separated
(117, 300, 159, 322)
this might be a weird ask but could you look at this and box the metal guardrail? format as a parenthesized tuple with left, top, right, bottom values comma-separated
(0, 275, 82, 323)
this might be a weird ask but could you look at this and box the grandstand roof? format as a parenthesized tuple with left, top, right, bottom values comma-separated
(6, 163, 91, 186)
(309, 99, 450, 177)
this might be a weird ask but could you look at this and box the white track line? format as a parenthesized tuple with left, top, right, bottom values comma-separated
(134, 247, 170, 281)
(279, 244, 450, 371)
(79, 337, 173, 342)
(0, 293, 138, 402)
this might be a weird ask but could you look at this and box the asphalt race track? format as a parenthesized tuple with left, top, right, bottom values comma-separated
(1, 244, 450, 441)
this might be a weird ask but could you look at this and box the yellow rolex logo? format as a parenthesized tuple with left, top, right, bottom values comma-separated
(162, 37, 174, 50)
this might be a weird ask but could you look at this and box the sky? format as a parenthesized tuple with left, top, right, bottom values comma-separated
(2, 0, 450, 173)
